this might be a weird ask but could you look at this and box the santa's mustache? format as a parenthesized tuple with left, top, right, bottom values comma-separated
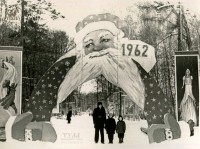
(58, 48, 145, 109)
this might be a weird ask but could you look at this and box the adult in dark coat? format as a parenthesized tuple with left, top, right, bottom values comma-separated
(105, 113, 116, 143)
(93, 102, 106, 144)
(67, 109, 72, 124)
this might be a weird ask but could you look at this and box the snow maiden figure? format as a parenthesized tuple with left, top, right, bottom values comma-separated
(180, 69, 197, 125)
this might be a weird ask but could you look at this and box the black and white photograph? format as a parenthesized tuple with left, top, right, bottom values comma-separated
(0, 0, 200, 149)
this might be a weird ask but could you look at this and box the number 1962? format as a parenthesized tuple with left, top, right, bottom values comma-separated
(122, 43, 148, 57)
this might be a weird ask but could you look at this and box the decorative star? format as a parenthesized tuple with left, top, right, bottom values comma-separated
(55, 67, 59, 70)
(43, 100, 47, 104)
(150, 83, 154, 87)
(42, 84, 46, 88)
(36, 91, 41, 96)
(48, 84, 52, 88)
(51, 71, 55, 74)
(39, 106, 43, 111)
(151, 98, 156, 102)
(49, 100, 53, 104)
(153, 114, 157, 119)
(113, 19, 118, 23)
(144, 111, 148, 116)
(65, 61, 70, 66)
(157, 91, 160, 94)
(79, 26, 83, 30)
(89, 15, 94, 19)
(152, 106, 155, 110)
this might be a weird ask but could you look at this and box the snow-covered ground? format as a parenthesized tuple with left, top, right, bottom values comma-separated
(0, 114, 200, 149)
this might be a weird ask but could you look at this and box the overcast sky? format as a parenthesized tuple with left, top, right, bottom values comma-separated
(47, 0, 200, 37)
(47, 0, 137, 36)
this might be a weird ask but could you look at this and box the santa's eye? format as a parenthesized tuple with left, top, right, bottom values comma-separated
(101, 38, 110, 43)
(85, 43, 94, 48)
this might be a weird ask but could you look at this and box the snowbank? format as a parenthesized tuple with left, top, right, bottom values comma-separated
(0, 114, 200, 149)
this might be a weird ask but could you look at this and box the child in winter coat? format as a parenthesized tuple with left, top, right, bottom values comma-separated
(116, 115, 126, 143)
(105, 113, 116, 143)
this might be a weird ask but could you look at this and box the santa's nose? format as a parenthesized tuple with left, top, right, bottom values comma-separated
(93, 42, 103, 51)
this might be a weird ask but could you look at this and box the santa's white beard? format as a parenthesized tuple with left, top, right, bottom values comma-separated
(58, 48, 145, 109)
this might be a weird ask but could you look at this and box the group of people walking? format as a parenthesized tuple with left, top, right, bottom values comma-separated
(93, 102, 126, 144)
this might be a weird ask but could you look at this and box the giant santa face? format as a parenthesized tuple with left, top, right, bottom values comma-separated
(58, 29, 145, 111)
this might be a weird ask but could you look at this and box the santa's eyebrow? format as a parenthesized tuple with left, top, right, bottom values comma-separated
(83, 38, 93, 44)
(98, 33, 110, 39)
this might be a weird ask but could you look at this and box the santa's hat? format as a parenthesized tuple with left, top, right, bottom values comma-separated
(74, 13, 125, 44)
